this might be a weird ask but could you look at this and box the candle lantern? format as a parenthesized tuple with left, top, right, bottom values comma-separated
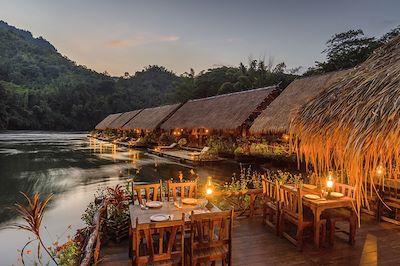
(326, 173, 334, 198)
(206, 176, 213, 195)
(205, 176, 214, 210)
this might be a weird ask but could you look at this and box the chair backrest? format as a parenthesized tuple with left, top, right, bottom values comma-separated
(134, 214, 184, 265)
(279, 185, 303, 221)
(333, 183, 355, 198)
(132, 180, 163, 204)
(383, 179, 400, 200)
(262, 178, 279, 203)
(167, 180, 197, 201)
(189, 210, 233, 263)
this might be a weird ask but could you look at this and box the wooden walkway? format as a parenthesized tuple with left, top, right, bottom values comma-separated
(99, 214, 400, 266)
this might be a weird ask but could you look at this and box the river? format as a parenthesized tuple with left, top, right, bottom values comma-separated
(0, 131, 246, 265)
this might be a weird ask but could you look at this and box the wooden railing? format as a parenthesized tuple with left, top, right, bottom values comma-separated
(80, 200, 107, 266)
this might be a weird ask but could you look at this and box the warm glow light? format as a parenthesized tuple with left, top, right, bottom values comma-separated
(282, 134, 289, 141)
(326, 174, 334, 189)
(205, 176, 213, 196)
(377, 165, 384, 176)
(205, 129, 209, 134)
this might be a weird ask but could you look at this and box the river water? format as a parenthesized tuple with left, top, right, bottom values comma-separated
(0, 131, 245, 265)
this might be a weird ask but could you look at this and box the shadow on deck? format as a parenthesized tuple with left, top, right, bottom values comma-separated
(99, 214, 400, 266)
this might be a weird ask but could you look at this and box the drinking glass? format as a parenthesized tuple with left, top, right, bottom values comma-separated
(177, 198, 182, 208)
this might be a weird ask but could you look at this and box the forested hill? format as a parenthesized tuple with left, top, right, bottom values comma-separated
(0, 21, 298, 131)
(0, 21, 180, 130)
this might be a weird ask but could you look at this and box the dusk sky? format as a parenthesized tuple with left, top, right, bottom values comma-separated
(1, 0, 399, 76)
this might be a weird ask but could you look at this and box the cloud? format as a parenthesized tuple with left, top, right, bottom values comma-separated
(107, 39, 131, 47)
(106, 35, 179, 48)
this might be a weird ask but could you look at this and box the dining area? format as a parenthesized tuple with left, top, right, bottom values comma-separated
(125, 173, 360, 266)
(128, 179, 233, 266)
(262, 175, 357, 251)
(97, 172, 400, 266)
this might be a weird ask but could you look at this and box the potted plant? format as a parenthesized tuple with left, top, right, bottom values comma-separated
(105, 185, 130, 242)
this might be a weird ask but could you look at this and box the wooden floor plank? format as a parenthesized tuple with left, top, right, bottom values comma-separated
(99, 214, 400, 265)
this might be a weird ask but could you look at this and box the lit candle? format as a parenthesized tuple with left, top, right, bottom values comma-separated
(377, 165, 384, 176)
(326, 173, 334, 198)
(282, 134, 289, 141)
(327, 175, 334, 189)
(206, 176, 213, 195)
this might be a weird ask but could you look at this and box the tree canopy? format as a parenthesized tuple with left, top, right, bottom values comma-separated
(305, 25, 400, 75)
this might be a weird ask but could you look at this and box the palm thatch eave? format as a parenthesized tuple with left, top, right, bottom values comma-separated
(290, 36, 400, 218)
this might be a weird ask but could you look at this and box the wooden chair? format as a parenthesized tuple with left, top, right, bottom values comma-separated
(327, 183, 357, 246)
(378, 179, 400, 222)
(279, 185, 326, 251)
(133, 214, 185, 266)
(262, 178, 280, 234)
(132, 180, 163, 204)
(187, 209, 233, 266)
(167, 180, 197, 201)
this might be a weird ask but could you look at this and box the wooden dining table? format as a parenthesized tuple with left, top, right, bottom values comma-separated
(129, 200, 221, 228)
(301, 187, 355, 248)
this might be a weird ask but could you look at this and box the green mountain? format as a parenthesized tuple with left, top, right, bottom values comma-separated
(0, 21, 180, 130)
(0, 21, 297, 131)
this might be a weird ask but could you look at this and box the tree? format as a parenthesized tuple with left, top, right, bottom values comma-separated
(380, 25, 400, 44)
(316, 30, 378, 73)
(305, 26, 400, 76)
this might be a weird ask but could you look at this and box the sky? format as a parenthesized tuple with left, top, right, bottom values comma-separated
(0, 0, 399, 76)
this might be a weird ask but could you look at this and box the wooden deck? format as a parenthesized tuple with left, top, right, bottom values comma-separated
(99, 214, 400, 266)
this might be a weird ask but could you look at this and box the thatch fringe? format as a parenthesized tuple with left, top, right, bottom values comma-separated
(290, 36, 400, 221)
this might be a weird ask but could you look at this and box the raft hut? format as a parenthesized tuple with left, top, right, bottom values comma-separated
(249, 70, 350, 138)
(95, 113, 122, 131)
(161, 86, 280, 147)
(122, 103, 182, 135)
(290, 36, 400, 224)
(107, 110, 142, 131)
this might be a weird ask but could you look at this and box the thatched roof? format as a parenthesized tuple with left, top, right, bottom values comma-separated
(107, 110, 142, 129)
(290, 36, 400, 215)
(122, 103, 182, 131)
(161, 86, 279, 130)
(95, 113, 122, 130)
(249, 70, 350, 134)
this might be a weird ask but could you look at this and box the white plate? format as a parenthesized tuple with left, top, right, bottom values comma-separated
(330, 192, 344, 198)
(182, 198, 198, 205)
(304, 194, 321, 200)
(146, 201, 163, 208)
(303, 184, 317, 190)
(150, 214, 170, 222)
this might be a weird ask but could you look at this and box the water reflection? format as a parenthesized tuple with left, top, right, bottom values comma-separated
(0, 131, 246, 265)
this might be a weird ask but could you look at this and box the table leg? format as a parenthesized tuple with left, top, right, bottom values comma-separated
(313, 208, 322, 248)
